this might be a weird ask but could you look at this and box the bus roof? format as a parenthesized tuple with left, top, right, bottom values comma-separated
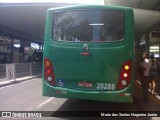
(48, 5, 133, 12)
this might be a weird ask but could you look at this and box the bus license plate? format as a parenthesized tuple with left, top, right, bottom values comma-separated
(78, 81, 93, 88)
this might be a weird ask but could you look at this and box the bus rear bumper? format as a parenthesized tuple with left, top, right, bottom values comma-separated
(43, 81, 133, 103)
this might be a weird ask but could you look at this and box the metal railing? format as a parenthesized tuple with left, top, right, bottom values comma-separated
(0, 63, 42, 80)
(0, 64, 6, 79)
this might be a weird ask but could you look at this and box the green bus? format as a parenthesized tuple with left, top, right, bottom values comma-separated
(42, 5, 135, 103)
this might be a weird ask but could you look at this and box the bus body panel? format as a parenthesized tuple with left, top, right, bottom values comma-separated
(42, 5, 134, 102)
(43, 80, 133, 102)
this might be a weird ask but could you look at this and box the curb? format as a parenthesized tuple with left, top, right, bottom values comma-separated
(0, 75, 41, 88)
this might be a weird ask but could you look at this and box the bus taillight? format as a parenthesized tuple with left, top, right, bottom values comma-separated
(44, 58, 55, 86)
(117, 60, 132, 90)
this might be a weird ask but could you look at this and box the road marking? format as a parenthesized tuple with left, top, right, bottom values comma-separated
(36, 98, 54, 108)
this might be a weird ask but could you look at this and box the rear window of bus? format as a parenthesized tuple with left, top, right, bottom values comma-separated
(52, 10, 124, 42)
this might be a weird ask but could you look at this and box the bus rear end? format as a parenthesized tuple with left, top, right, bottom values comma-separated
(42, 5, 134, 103)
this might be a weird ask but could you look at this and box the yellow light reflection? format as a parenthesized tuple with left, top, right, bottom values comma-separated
(46, 61, 51, 67)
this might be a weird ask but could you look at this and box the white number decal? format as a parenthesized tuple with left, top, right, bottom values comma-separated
(104, 83, 108, 89)
(96, 83, 115, 90)
(97, 83, 101, 89)
(108, 83, 111, 90)
(112, 84, 115, 90)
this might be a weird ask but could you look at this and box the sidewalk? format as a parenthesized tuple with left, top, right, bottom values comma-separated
(0, 75, 41, 88)
(134, 80, 160, 106)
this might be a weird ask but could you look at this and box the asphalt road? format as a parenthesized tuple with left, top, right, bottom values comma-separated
(0, 77, 159, 120)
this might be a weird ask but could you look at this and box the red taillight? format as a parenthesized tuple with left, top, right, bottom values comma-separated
(117, 60, 132, 90)
(44, 58, 55, 86)
(47, 69, 52, 74)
